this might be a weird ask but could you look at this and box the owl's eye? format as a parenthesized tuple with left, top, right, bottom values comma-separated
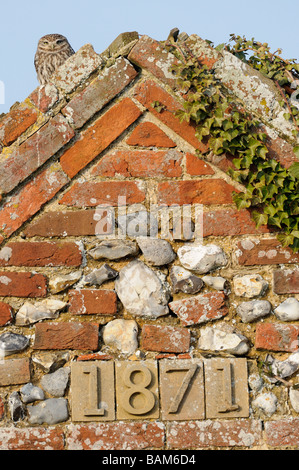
(43, 41, 49, 45)
(56, 39, 64, 44)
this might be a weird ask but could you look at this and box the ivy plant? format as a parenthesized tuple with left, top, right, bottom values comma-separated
(166, 37, 299, 252)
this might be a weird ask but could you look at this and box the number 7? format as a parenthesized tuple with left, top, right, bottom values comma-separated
(166, 364, 198, 414)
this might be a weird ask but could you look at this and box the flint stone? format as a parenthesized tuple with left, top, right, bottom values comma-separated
(0, 332, 29, 357)
(202, 275, 230, 292)
(40, 367, 70, 397)
(102, 319, 138, 355)
(198, 323, 250, 355)
(49, 270, 82, 293)
(118, 211, 158, 238)
(274, 297, 299, 321)
(32, 351, 69, 373)
(170, 266, 203, 294)
(237, 300, 272, 323)
(27, 398, 69, 425)
(177, 242, 227, 274)
(20, 383, 45, 403)
(252, 392, 277, 417)
(233, 274, 268, 298)
(270, 351, 299, 379)
(9, 392, 26, 421)
(15, 299, 67, 325)
(115, 260, 170, 318)
(88, 239, 139, 260)
(83, 264, 118, 286)
(137, 237, 176, 266)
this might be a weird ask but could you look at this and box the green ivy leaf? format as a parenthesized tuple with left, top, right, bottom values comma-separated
(252, 211, 268, 228)
(288, 162, 299, 179)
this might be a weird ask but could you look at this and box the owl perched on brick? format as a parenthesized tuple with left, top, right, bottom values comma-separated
(34, 34, 75, 85)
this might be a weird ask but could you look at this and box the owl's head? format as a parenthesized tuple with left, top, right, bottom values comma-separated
(37, 34, 70, 52)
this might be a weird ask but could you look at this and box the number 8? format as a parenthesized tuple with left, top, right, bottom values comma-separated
(120, 364, 156, 415)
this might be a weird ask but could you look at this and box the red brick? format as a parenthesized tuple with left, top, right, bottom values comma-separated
(0, 397, 4, 420)
(60, 98, 142, 178)
(68, 289, 117, 315)
(157, 179, 237, 205)
(203, 208, 272, 237)
(0, 301, 13, 326)
(126, 121, 176, 148)
(67, 422, 165, 450)
(0, 427, 64, 450)
(128, 35, 178, 87)
(133, 80, 208, 152)
(141, 324, 190, 353)
(0, 103, 39, 147)
(265, 127, 299, 169)
(76, 352, 114, 361)
(184, 34, 222, 69)
(33, 322, 99, 350)
(265, 419, 299, 448)
(29, 84, 59, 113)
(0, 241, 82, 267)
(186, 153, 215, 175)
(59, 181, 146, 207)
(273, 268, 299, 294)
(236, 239, 299, 266)
(169, 292, 228, 326)
(92, 149, 182, 178)
(0, 114, 74, 195)
(24, 210, 99, 237)
(0, 272, 47, 297)
(0, 163, 69, 239)
(167, 420, 262, 449)
(255, 323, 299, 352)
(62, 57, 138, 129)
(0, 358, 30, 386)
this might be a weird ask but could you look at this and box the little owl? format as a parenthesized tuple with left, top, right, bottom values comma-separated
(34, 34, 75, 85)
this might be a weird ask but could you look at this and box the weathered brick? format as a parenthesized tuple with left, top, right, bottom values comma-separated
(59, 181, 146, 207)
(0, 163, 69, 239)
(60, 98, 142, 178)
(157, 179, 236, 205)
(51, 43, 102, 93)
(24, 210, 99, 237)
(265, 126, 299, 169)
(0, 427, 64, 450)
(66, 422, 165, 450)
(0, 301, 13, 326)
(0, 358, 30, 386)
(128, 35, 178, 87)
(167, 419, 262, 448)
(0, 241, 82, 267)
(141, 324, 190, 353)
(255, 323, 299, 352)
(265, 419, 299, 448)
(62, 57, 138, 128)
(273, 268, 299, 294)
(126, 121, 176, 148)
(0, 272, 47, 297)
(133, 80, 208, 151)
(92, 149, 182, 178)
(169, 292, 228, 326)
(236, 238, 299, 265)
(0, 114, 74, 195)
(203, 208, 272, 237)
(33, 322, 99, 350)
(184, 34, 222, 69)
(0, 103, 39, 147)
(29, 84, 59, 113)
(68, 289, 117, 315)
(185, 153, 215, 175)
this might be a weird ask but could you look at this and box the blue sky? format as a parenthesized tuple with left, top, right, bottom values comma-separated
(0, 0, 298, 114)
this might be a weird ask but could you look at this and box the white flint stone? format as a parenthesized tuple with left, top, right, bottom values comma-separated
(202, 275, 229, 291)
(270, 351, 299, 379)
(115, 260, 170, 318)
(252, 392, 278, 416)
(248, 373, 264, 393)
(274, 298, 299, 321)
(20, 383, 45, 403)
(137, 237, 176, 266)
(27, 398, 69, 425)
(197, 323, 250, 355)
(102, 319, 138, 355)
(290, 388, 299, 413)
(40, 367, 70, 397)
(237, 300, 272, 322)
(49, 270, 82, 293)
(15, 299, 67, 325)
(0, 332, 29, 356)
(177, 242, 227, 274)
(88, 239, 139, 260)
(233, 274, 268, 298)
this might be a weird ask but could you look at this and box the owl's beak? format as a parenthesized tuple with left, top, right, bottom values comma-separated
(51, 44, 55, 50)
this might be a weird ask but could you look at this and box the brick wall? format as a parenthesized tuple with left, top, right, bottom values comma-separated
(0, 31, 298, 451)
